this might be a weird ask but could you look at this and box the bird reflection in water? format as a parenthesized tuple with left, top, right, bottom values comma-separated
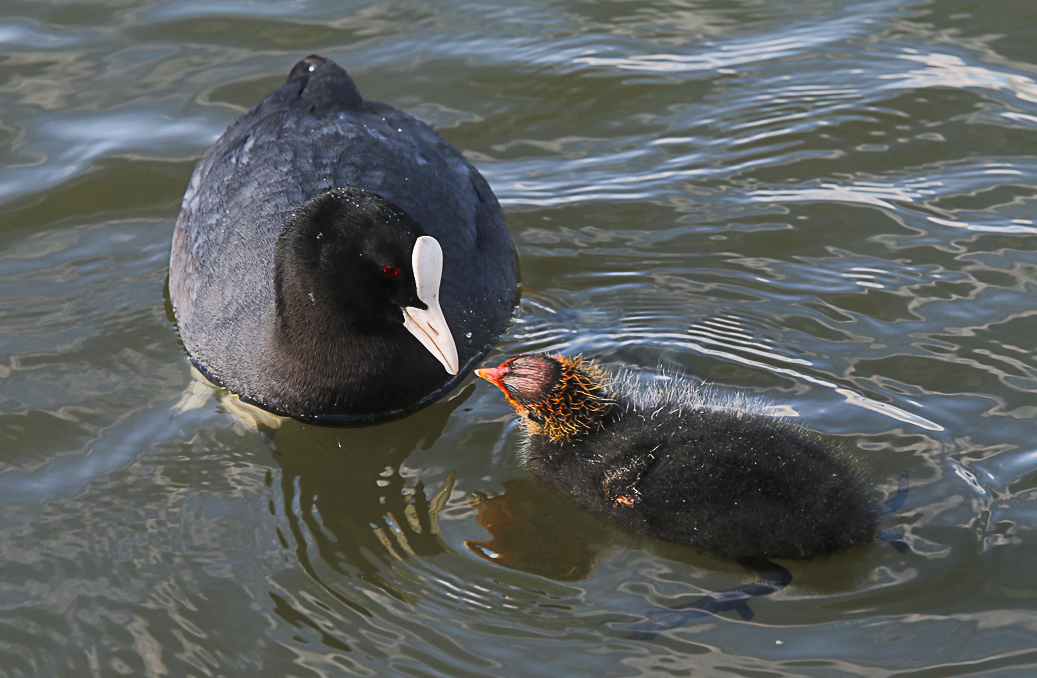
(465, 478, 604, 581)
(263, 385, 475, 604)
(464, 477, 792, 637)
(465, 475, 910, 639)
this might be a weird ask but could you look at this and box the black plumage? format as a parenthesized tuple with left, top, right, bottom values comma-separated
(477, 354, 879, 561)
(169, 56, 516, 424)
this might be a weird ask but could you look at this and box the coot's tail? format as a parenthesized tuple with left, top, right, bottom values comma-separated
(286, 54, 364, 114)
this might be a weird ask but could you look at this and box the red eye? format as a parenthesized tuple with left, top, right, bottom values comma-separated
(382, 265, 399, 277)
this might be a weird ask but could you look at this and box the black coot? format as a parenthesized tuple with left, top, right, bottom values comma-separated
(477, 354, 879, 561)
(170, 56, 516, 424)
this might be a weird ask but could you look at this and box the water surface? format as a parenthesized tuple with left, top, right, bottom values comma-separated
(1, 0, 1037, 676)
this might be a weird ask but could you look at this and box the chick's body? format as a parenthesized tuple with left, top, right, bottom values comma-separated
(479, 355, 879, 562)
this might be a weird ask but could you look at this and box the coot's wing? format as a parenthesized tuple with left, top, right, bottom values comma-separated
(171, 94, 321, 380)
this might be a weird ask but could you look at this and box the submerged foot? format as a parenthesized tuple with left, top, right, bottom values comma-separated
(171, 362, 286, 434)
(878, 472, 910, 516)
(603, 560, 792, 640)
(876, 472, 911, 552)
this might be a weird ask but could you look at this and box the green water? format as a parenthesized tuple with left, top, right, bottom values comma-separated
(1, 0, 1036, 676)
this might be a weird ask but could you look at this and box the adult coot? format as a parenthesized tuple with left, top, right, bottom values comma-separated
(477, 354, 880, 561)
(170, 56, 516, 424)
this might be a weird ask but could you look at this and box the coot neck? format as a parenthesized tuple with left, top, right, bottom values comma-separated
(266, 270, 445, 416)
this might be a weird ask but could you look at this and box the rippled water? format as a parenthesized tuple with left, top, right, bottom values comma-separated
(2, 0, 1037, 675)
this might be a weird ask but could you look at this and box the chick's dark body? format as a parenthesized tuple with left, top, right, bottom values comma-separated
(523, 397, 879, 562)
(170, 57, 516, 423)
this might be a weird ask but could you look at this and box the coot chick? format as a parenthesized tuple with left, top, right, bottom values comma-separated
(170, 55, 516, 424)
(477, 354, 879, 561)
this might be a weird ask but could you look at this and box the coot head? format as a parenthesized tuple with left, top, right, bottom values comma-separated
(477, 354, 616, 440)
(274, 187, 458, 375)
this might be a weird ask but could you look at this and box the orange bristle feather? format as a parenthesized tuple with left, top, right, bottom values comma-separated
(521, 356, 617, 441)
